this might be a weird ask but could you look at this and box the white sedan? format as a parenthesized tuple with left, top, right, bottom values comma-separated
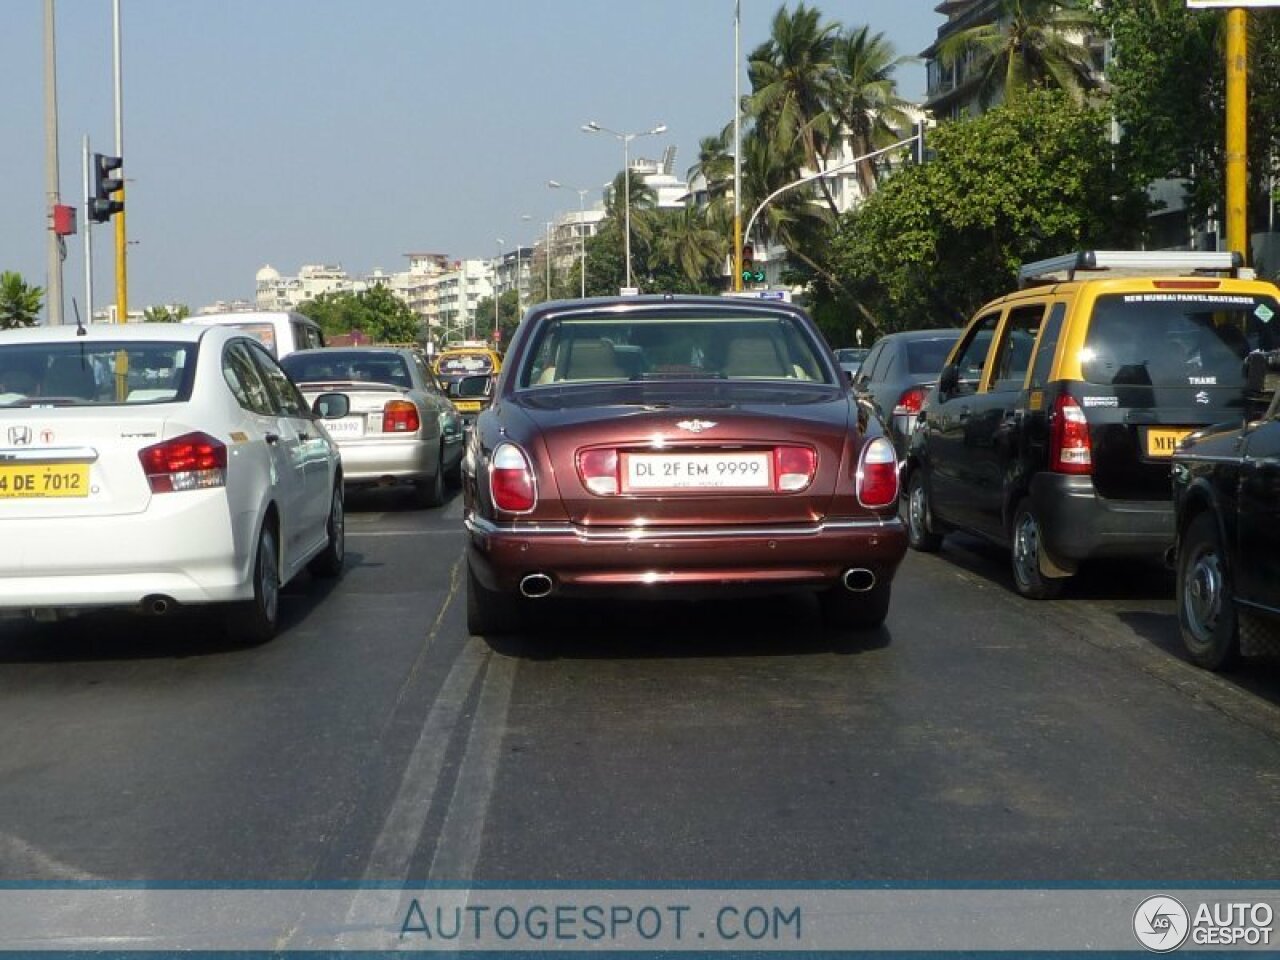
(0, 323, 346, 642)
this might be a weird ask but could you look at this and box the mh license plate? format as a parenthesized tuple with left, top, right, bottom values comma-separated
(1146, 428, 1194, 458)
(623, 452, 772, 491)
(0, 463, 90, 498)
(324, 417, 366, 439)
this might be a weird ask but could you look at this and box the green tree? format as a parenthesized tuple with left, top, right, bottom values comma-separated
(658, 207, 728, 290)
(938, 0, 1098, 109)
(1099, 1, 1280, 239)
(687, 128, 736, 231)
(298, 286, 421, 343)
(0, 272, 43, 330)
(142, 303, 190, 323)
(748, 3, 841, 213)
(827, 25, 912, 197)
(472, 290, 520, 348)
(828, 90, 1150, 333)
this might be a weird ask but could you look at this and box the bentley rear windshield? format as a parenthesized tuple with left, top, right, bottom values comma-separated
(518, 313, 835, 389)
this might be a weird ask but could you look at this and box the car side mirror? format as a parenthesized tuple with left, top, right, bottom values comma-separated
(938, 363, 959, 397)
(1243, 350, 1280, 420)
(312, 392, 350, 419)
(451, 374, 492, 399)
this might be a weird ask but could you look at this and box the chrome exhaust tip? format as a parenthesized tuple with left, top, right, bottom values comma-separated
(142, 595, 176, 616)
(519, 573, 554, 599)
(842, 568, 876, 593)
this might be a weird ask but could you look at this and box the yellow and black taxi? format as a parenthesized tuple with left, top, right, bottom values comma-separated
(904, 250, 1280, 599)
(1172, 349, 1280, 670)
(433, 344, 502, 421)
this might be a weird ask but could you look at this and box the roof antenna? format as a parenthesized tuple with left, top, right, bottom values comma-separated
(71, 298, 87, 337)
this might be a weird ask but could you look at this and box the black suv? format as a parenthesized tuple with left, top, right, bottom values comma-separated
(904, 250, 1280, 599)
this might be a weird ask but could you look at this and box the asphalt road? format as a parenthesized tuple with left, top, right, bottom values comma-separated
(1, 486, 1279, 883)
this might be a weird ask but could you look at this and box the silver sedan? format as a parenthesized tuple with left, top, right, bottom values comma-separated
(281, 347, 465, 508)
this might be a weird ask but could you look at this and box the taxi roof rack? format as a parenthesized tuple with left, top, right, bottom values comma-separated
(1018, 250, 1246, 288)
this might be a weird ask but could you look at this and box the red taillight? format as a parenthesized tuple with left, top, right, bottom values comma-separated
(774, 445, 817, 492)
(577, 448, 620, 495)
(138, 431, 227, 493)
(1049, 394, 1093, 474)
(856, 436, 899, 508)
(490, 443, 536, 513)
(382, 400, 420, 433)
(893, 386, 927, 417)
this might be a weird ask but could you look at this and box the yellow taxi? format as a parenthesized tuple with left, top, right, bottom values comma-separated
(433, 343, 502, 418)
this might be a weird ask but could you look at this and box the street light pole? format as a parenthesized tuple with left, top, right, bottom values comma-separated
(742, 134, 922, 262)
(733, 0, 743, 292)
(545, 220, 553, 300)
(582, 121, 666, 292)
(549, 180, 592, 298)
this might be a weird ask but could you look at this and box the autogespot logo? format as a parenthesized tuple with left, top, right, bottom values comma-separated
(1134, 895, 1190, 952)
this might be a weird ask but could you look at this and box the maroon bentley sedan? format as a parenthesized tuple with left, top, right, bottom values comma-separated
(460, 295, 908, 635)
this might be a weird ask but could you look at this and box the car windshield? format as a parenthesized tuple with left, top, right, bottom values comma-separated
(835, 348, 867, 364)
(518, 313, 833, 388)
(437, 352, 495, 375)
(905, 337, 959, 375)
(1083, 293, 1280, 387)
(281, 351, 412, 387)
(0, 342, 196, 407)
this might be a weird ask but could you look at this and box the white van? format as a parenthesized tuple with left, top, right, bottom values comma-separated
(183, 310, 325, 359)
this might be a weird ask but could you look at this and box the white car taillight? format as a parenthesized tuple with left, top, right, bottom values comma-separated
(1049, 394, 1092, 474)
(577, 448, 620, 495)
(490, 442, 536, 513)
(856, 436, 899, 508)
(138, 432, 227, 493)
(773, 445, 817, 492)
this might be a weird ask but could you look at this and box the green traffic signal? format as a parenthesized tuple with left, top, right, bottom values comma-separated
(741, 269, 766, 284)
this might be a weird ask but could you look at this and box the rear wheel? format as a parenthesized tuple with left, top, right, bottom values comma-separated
(308, 482, 345, 578)
(819, 580, 892, 630)
(412, 446, 447, 509)
(466, 560, 524, 636)
(226, 521, 281, 644)
(905, 469, 943, 552)
(1010, 499, 1065, 600)
(1177, 511, 1240, 670)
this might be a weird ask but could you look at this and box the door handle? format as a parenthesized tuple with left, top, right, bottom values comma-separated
(265, 432, 280, 445)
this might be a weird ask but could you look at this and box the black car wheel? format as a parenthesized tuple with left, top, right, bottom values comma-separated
(466, 559, 524, 636)
(308, 482, 345, 578)
(905, 469, 943, 553)
(1010, 499, 1065, 600)
(1177, 511, 1240, 671)
(226, 520, 281, 644)
(412, 445, 447, 509)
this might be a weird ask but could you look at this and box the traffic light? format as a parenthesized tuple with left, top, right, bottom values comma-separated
(740, 243, 766, 285)
(89, 153, 124, 223)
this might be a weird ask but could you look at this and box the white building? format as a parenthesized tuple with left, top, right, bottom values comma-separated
(424, 259, 495, 343)
(255, 263, 366, 311)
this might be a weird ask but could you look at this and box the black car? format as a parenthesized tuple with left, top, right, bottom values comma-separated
(1172, 351, 1280, 670)
(904, 251, 1280, 600)
(853, 329, 961, 458)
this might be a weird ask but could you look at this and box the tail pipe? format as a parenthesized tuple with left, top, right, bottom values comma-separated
(519, 573, 554, 599)
(842, 568, 877, 593)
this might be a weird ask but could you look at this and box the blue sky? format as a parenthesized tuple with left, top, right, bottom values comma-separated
(2, 1, 940, 313)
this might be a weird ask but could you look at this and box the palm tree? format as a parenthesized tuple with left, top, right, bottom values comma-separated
(938, 0, 1099, 109)
(0, 272, 43, 329)
(658, 207, 727, 288)
(827, 26, 913, 199)
(687, 128, 736, 231)
(748, 3, 840, 213)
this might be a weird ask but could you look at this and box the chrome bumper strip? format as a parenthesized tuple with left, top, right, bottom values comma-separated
(465, 514, 895, 541)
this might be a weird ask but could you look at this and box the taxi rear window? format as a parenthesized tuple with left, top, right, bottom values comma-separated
(1082, 293, 1280, 388)
(437, 353, 495, 375)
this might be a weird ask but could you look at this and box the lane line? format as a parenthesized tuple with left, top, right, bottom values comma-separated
(426, 653, 517, 882)
(359, 640, 487, 880)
